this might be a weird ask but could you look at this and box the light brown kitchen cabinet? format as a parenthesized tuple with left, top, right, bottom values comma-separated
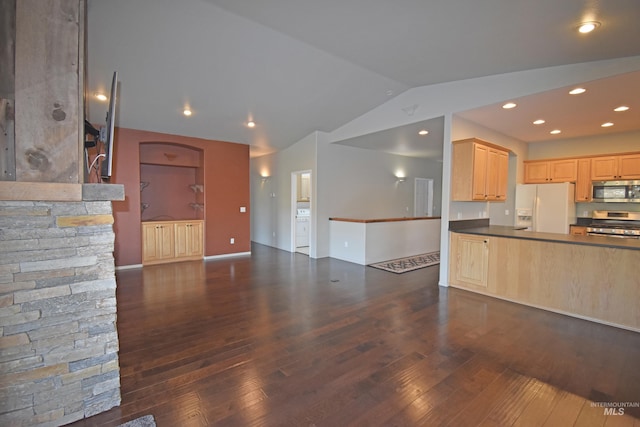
(570, 225, 587, 236)
(449, 232, 490, 289)
(591, 154, 640, 180)
(575, 158, 592, 202)
(174, 221, 204, 259)
(142, 220, 204, 265)
(142, 222, 175, 264)
(524, 159, 578, 183)
(452, 138, 510, 201)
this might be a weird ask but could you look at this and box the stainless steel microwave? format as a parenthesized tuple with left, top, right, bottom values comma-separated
(592, 180, 640, 202)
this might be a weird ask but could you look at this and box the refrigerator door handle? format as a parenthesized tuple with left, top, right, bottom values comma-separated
(533, 194, 538, 232)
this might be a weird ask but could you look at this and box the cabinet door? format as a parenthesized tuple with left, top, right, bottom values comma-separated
(142, 222, 174, 264)
(456, 234, 489, 288)
(619, 154, 640, 179)
(484, 148, 499, 200)
(175, 222, 203, 259)
(524, 161, 550, 183)
(549, 159, 577, 182)
(591, 156, 618, 180)
(472, 143, 489, 200)
(575, 159, 592, 202)
(495, 150, 509, 201)
(141, 223, 159, 263)
(174, 222, 190, 258)
(570, 226, 587, 236)
(188, 222, 204, 257)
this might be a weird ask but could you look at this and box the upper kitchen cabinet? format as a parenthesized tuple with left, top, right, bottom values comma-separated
(524, 159, 577, 184)
(575, 158, 592, 202)
(591, 153, 640, 180)
(452, 138, 509, 202)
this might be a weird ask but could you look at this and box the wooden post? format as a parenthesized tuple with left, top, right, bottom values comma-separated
(14, 0, 84, 183)
(0, 0, 16, 181)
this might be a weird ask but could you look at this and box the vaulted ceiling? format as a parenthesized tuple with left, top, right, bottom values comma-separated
(86, 0, 640, 157)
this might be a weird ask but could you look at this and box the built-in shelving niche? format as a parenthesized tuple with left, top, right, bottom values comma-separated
(139, 142, 204, 221)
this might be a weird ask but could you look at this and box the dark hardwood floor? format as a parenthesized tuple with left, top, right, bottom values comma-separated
(69, 243, 640, 426)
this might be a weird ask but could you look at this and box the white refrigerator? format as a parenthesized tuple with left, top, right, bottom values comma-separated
(514, 182, 576, 234)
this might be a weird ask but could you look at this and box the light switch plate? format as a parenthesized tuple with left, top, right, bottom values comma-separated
(240, 207, 246, 213)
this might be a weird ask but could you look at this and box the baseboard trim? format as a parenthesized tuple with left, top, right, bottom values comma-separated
(115, 264, 143, 271)
(204, 251, 251, 260)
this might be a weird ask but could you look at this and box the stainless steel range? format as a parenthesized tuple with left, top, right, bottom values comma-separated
(586, 210, 640, 239)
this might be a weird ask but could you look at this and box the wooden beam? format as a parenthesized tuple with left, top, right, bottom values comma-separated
(0, 181, 82, 201)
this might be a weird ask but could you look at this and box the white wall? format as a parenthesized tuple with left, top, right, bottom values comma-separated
(527, 129, 640, 159)
(252, 129, 443, 259)
(250, 132, 317, 252)
(319, 145, 443, 219)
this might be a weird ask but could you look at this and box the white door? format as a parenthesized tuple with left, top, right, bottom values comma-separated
(414, 178, 433, 217)
(291, 170, 312, 254)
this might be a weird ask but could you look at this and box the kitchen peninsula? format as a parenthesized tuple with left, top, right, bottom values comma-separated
(449, 224, 640, 332)
(330, 217, 441, 265)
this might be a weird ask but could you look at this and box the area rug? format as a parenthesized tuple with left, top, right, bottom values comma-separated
(118, 415, 156, 427)
(368, 251, 440, 274)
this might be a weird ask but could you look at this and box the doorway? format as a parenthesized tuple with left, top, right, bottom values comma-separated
(291, 170, 312, 255)
(414, 178, 434, 217)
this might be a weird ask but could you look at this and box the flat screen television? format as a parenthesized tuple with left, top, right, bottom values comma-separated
(100, 71, 118, 180)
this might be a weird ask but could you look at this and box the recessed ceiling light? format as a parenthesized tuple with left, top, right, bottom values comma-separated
(550, 129, 562, 135)
(247, 121, 256, 128)
(95, 93, 107, 101)
(533, 119, 545, 125)
(569, 87, 586, 95)
(418, 129, 429, 136)
(502, 102, 517, 109)
(614, 106, 629, 112)
(183, 108, 192, 116)
(578, 21, 600, 34)
(601, 122, 614, 127)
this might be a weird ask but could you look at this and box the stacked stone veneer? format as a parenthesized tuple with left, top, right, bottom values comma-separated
(0, 197, 122, 426)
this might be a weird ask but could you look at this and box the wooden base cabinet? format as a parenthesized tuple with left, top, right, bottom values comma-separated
(142, 220, 204, 265)
(449, 233, 491, 290)
(174, 221, 204, 259)
(448, 232, 640, 332)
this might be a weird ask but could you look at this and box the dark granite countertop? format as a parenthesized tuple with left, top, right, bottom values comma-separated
(451, 225, 640, 251)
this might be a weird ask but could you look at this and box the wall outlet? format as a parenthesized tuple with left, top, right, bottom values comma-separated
(344, 241, 348, 248)
(240, 207, 246, 213)
(505, 209, 510, 216)
(230, 238, 235, 244)
(272, 231, 276, 237)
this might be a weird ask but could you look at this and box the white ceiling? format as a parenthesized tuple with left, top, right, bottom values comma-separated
(457, 70, 640, 144)
(86, 0, 640, 158)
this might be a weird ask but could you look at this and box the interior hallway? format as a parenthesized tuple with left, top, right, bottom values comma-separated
(69, 243, 640, 426)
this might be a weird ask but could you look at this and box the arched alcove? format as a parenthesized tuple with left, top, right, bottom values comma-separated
(139, 142, 204, 221)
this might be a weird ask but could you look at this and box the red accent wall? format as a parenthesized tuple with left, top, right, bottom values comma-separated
(111, 127, 250, 266)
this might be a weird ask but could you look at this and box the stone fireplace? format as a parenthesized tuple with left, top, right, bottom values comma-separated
(0, 184, 124, 426)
